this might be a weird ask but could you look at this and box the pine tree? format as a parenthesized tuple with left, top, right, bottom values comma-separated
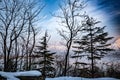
(33, 31, 55, 79)
(72, 40, 89, 77)
(72, 16, 113, 78)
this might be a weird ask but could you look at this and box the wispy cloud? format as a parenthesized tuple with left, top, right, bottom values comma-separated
(38, 0, 116, 52)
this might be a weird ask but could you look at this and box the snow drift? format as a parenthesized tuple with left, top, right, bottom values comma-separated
(0, 70, 41, 80)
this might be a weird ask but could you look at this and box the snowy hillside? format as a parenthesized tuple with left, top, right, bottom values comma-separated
(112, 38, 120, 49)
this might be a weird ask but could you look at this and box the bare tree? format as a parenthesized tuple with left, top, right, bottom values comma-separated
(55, 0, 85, 76)
(0, 0, 44, 71)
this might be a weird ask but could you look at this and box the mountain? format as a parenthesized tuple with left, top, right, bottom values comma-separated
(111, 38, 120, 50)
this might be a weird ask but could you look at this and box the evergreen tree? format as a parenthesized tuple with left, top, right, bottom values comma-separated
(72, 41, 89, 77)
(72, 16, 113, 78)
(33, 31, 55, 79)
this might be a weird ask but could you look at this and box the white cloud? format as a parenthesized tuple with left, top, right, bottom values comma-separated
(83, 1, 116, 36)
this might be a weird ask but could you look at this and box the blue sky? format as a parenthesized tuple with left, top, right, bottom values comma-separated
(91, 0, 120, 35)
(42, 0, 60, 19)
(41, 0, 120, 36)
(38, 0, 120, 51)
(35, 0, 120, 53)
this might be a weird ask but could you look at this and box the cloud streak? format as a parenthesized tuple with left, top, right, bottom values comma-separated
(39, 0, 117, 51)
(89, 0, 120, 35)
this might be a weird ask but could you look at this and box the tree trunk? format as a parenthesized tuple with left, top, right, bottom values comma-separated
(90, 25, 94, 78)
(64, 40, 72, 76)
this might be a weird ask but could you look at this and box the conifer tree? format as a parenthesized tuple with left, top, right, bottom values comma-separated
(33, 31, 55, 79)
(72, 40, 89, 77)
(72, 16, 113, 78)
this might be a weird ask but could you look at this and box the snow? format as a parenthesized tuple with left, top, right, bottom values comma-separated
(0, 70, 41, 80)
(14, 70, 41, 77)
(0, 71, 20, 80)
(46, 77, 119, 80)
(0, 71, 119, 80)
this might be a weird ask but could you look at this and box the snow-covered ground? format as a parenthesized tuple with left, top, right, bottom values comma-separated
(0, 71, 119, 80)
(46, 77, 119, 80)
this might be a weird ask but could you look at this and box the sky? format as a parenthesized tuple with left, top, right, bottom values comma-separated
(39, 0, 120, 51)
(42, 0, 120, 35)
(90, 0, 120, 36)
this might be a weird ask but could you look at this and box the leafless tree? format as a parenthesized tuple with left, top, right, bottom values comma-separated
(0, 0, 44, 71)
(55, 0, 85, 76)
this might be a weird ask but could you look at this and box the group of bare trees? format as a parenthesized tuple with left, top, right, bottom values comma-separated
(0, 0, 44, 71)
(0, 0, 119, 79)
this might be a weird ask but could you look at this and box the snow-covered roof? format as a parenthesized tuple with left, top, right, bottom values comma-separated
(14, 70, 42, 77)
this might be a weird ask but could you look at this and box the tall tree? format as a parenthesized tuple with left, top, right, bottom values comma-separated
(33, 31, 55, 79)
(74, 16, 113, 77)
(55, 0, 85, 76)
(72, 40, 89, 77)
